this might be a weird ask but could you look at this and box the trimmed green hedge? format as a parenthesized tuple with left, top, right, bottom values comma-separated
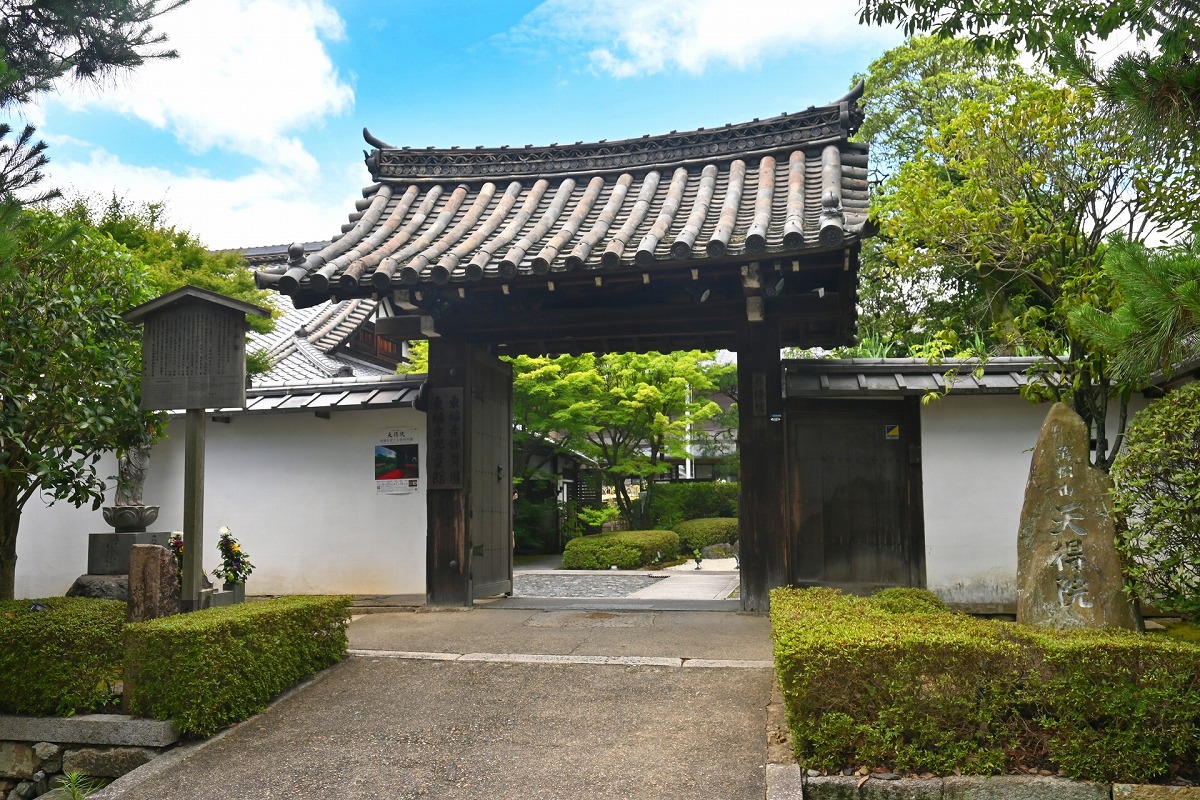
(0, 598, 126, 716)
(771, 587, 1200, 783)
(642, 481, 738, 528)
(672, 518, 739, 552)
(562, 530, 681, 569)
(125, 595, 351, 736)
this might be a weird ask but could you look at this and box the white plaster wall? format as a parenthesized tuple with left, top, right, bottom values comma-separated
(922, 394, 1150, 605)
(16, 408, 427, 599)
(921, 395, 1045, 605)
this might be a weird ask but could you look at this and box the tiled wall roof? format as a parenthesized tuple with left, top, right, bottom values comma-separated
(784, 357, 1045, 397)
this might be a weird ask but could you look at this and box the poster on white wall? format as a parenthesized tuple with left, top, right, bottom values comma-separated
(375, 427, 420, 494)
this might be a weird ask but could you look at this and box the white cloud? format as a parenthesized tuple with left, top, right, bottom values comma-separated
(28, 0, 359, 250)
(49, 148, 364, 250)
(509, 0, 903, 77)
(50, 0, 353, 165)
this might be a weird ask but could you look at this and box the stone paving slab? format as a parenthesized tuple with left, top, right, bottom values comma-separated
(348, 607, 773, 661)
(627, 571, 739, 600)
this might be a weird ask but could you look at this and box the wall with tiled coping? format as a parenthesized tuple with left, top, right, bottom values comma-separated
(921, 394, 1148, 606)
(17, 406, 428, 599)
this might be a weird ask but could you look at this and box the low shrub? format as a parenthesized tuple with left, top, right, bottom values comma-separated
(642, 481, 738, 528)
(672, 518, 739, 552)
(125, 595, 351, 737)
(562, 530, 681, 569)
(771, 587, 1200, 783)
(868, 587, 950, 615)
(0, 598, 126, 716)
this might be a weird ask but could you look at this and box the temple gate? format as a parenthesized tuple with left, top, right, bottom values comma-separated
(257, 84, 873, 611)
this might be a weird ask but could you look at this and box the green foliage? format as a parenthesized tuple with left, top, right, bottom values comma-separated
(771, 587, 1200, 782)
(642, 481, 738, 529)
(508, 351, 730, 526)
(1110, 382, 1200, 620)
(868, 587, 950, 615)
(561, 530, 681, 570)
(45, 771, 107, 799)
(1071, 236, 1200, 383)
(671, 518, 738, 552)
(1030, 628, 1200, 782)
(124, 595, 351, 737)
(865, 38, 1163, 468)
(0, 0, 187, 107)
(405, 339, 428, 373)
(0, 207, 152, 598)
(0, 598, 125, 716)
(61, 196, 277, 333)
(858, 0, 1189, 58)
(513, 490, 558, 554)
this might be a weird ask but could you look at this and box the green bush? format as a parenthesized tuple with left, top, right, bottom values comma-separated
(125, 595, 351, 737)
(772, 587, 1200, 783)
(562, 530, 681, 569)
(672, 518, 739, 552)
(1111, 382, 1200, 620)
(0, 598, 126, 716)
(868, 587, 950, 615)
(642, 481, 738, 528)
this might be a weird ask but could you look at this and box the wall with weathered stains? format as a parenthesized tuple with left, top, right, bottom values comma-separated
(16, 407, 426, 599)
(921, 394, 1147, 607)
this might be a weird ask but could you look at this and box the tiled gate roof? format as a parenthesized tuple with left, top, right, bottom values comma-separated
(255, 85, 870, 354)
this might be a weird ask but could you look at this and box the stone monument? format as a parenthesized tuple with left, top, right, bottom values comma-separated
(126, 545, 179, 623)
(1016, 403, 1140, 630)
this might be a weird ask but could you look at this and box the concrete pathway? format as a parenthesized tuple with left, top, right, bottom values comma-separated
(94, 607, 774, 800)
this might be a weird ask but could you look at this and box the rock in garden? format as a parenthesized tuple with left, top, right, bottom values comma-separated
(65, 574, 128, 602)
(1016, 403, 1139, 630)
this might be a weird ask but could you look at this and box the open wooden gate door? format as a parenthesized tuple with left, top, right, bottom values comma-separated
(469, 350, 513, 601)
(426, 340, 512, 606)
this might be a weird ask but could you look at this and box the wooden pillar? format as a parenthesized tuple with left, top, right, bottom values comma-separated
(426, 338, 472, 606)
(180, 409, 205, 612)
(737, 318, 789, 612)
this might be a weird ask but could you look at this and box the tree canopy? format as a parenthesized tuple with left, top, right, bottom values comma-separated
(509, 351, 730, 526)
(853, 37, 1177, 467)
(0, 0, 186, 106)
(62, 196, 276, 332)
(0, 208, 152, 597)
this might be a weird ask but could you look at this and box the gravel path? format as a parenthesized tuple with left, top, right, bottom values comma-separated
(513, 573, 665, 598)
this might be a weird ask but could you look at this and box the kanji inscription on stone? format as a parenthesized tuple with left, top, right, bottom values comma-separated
(1015, 403, 1138, 630)
(428, 388, 464, 489)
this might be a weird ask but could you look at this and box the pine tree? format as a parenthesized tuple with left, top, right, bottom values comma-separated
(1071, 237, 1200, 382)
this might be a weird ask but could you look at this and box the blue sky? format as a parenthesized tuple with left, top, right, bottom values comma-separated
(16, 0, 904, 249)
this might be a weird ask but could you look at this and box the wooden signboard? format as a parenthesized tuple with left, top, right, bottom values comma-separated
(123, 286, 270, 411)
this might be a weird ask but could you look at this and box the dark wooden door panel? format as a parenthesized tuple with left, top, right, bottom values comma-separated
(470, 351, 513, 601)
(787, 399, 923, 588)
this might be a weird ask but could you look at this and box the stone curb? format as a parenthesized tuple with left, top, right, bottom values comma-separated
(348, 648, 774, 669)
(0, 714, 178, 747)
(766, 764, 1200, 799)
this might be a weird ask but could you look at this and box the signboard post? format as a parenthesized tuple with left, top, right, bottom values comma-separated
(123, 287, 270, 611)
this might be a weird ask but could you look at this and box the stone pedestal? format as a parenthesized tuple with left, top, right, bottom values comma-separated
(88, 532, 172, 576)
(211, 582, 246, 607)
(1016, 403, 1140, 630)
